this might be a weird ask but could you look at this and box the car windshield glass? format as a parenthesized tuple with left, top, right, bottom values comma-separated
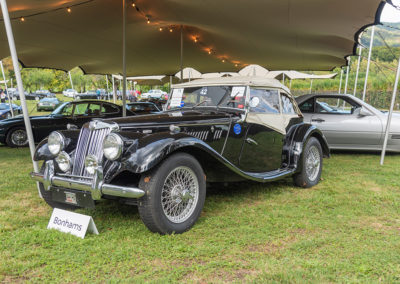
(51, 102, 70, 115)
(167, 86, 246, 110)
(0, 104, 10, 110)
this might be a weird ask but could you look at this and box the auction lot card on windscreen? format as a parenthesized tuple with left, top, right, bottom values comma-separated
(170, 88, 184, 107)
(231, 86, 245, 98)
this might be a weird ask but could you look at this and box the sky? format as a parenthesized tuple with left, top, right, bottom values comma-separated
(380, 0, 400, 22)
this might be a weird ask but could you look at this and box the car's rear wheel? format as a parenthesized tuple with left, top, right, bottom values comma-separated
(6, 127, 29, 147)
(138, 152, 206, 234)
(293, 137, 323, 188)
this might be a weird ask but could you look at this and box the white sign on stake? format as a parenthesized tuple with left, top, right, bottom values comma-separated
(47, 208, 99, 239)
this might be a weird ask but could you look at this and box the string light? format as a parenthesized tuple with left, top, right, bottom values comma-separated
(131, 2, 136, 7)
(208, 49, 212, 55)
(159, 27, 163, 32)
(147, 18, 150, 24)
(194, 37, 198, 43)
(169, 28, 173, 32)
(67, 7, 71, 13)
(222, 59, 225, 63)
(20, 17, 25, 22)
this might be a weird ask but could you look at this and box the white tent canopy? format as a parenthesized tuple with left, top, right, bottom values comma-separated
(174, 67, 202, 81)
(238, 65, 269, 77)
(265, 70, 337, 80)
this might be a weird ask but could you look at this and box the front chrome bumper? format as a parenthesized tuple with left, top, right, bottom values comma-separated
(30, 160, 145, 200)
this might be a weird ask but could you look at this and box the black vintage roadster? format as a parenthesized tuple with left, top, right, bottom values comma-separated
(31, 77, 329, 234)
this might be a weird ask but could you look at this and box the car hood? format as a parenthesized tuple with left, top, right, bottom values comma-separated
(103, 109, 235, 129)
(0, 115, 50, 125)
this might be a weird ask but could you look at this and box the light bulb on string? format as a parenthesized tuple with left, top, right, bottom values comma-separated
(67, 7, 71, 13)
(20, 17, 25, 22)
(169, 28, 173, 32)
(159, 27, 163, 32)
(131, 2, 136, 7)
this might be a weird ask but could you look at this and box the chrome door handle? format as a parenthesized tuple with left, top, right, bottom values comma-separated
(311, 118, 325, 122)
(245, 138, 258, 145)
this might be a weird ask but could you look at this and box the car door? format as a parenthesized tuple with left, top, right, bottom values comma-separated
(239, 88, 284, 172)
(310, 96, 382, 147)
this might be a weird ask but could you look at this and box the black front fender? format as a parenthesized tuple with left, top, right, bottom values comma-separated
(118, 132, 219, 174)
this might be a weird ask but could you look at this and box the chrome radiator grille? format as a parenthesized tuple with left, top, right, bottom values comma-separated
(72, 126, 111, 177)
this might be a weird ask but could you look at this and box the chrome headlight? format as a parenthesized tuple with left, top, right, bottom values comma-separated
(55, 151, 71, 172)
(48, 131, 65, 156)
(103, 133, 123, 161)
(85, 154, 98, 175)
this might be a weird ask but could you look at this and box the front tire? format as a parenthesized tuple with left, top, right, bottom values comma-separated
(293, 137, 323, 188)
(6, 127, 29, 147)
(138, 153, 206, 234)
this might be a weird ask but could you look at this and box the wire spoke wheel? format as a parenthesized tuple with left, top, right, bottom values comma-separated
(11, 129, 28, 146)
(161, 166, 199, 223)
(305, 145, 320, 182)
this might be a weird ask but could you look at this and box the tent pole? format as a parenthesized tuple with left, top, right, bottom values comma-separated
(338, 68, 343, 94)
(282, 73, 285, 85)
(344, 57, 350, 94)
(380, 55, 400, 165)
(180, 25, 183, 83)
(169, 75, 172, 92)
(353, 45, 362, 97)
(289, 79, 292, 89)
(112, 75, 116, 103)
(0, 60, 13, 117)
(0, 0, 39, 175)
(68, 71, 74, 90)
(309, 79, 313, 93)
(362, 25, 375, 101)
(106, 75, 109, 92)
(122, 0, 127, 116)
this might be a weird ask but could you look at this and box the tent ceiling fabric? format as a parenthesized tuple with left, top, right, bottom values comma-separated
(0, 0, 385, 75)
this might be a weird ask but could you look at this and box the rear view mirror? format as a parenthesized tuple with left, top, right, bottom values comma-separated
(359, 106, 373, 117)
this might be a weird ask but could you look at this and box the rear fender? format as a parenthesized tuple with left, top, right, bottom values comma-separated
(285, 123, 330, 173)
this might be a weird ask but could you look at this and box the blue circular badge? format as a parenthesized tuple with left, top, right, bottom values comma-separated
(233, 123, 241, 135)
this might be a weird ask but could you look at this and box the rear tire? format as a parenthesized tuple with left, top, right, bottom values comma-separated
(6, 127, 29, 147)
(138, 153, 206, 234)
(293, 137, 323, 188)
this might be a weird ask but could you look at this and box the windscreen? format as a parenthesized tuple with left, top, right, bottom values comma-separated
(167, 86, 246, 110)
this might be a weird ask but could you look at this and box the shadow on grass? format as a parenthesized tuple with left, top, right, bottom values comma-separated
(81, 177, 293, 224)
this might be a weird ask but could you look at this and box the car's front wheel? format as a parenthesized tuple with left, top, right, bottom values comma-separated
(138, 152, 206, 234)
(293, 137, 323, 188)
(6, 127, 29, 147)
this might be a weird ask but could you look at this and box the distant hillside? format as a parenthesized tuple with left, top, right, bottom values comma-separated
(360, 22, 400, 47)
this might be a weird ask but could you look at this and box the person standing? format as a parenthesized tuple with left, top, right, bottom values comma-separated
(0, 89, 5, 103)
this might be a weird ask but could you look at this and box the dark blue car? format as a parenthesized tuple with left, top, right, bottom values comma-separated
(0, 103, 22, 120)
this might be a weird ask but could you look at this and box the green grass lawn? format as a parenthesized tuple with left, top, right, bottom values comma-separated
(1, 147, 400, 282)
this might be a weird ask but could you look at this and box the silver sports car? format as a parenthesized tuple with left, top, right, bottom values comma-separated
(295, 94, 400, 152)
